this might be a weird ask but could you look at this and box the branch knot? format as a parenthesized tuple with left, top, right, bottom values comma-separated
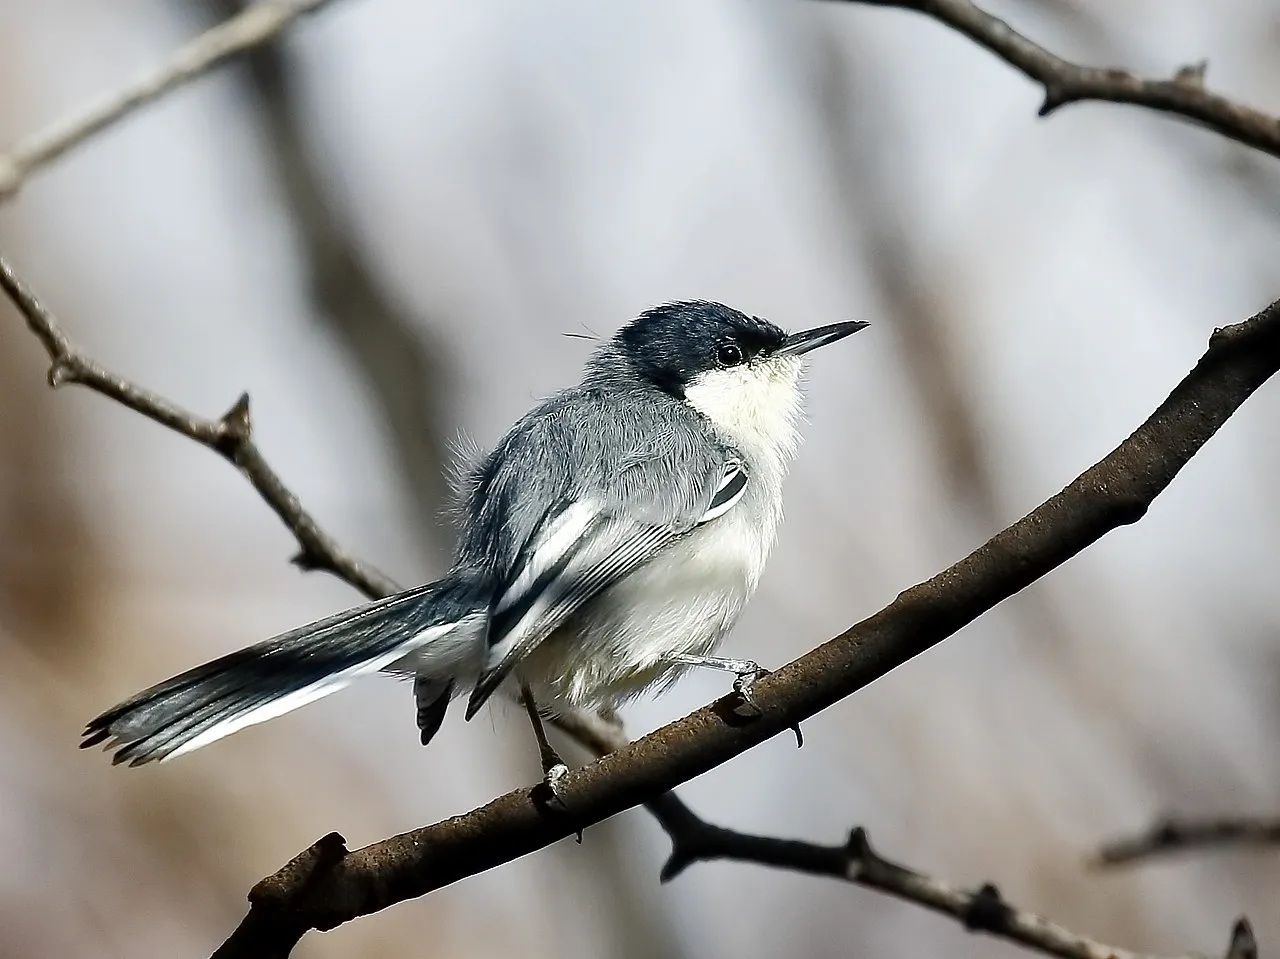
(249, 831, 349, 907)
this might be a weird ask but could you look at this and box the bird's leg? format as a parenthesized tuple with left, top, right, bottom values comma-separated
(519, 680, 570, 808)
(667, 653, 771, 710)
(667, 653, 802, 746)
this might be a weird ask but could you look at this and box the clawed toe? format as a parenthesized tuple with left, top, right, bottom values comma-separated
(731, 664, 771, 716)
(534, 761, 571, 813)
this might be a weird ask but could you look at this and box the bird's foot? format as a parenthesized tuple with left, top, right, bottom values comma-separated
(729, 662, 771, 716)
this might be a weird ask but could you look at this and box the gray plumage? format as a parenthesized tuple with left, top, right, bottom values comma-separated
(83, 301, 866, 764)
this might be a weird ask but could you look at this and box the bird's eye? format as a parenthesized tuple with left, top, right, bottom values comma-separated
(716, 342, 745, 367)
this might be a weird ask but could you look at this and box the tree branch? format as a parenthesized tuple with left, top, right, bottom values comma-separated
(0, 0, 341, 201)
(654, 803, 1256, 959)
(833, 0, 1280, 160)
(1094, 815, 1280, 868)
(0, 251, 395, 599)
(205, 293, 1280, 955)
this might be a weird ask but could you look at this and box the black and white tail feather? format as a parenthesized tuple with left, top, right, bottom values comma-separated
(82, 571, 490, 765)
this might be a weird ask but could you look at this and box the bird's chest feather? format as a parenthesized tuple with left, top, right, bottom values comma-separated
(523, 485, 780, 709)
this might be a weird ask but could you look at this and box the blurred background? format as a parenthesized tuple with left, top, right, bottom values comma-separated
(2, 0, 1280, 956)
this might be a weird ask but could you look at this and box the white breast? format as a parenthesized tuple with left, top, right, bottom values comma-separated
(522, 493, 775, 710)
(682, 354, 804, 483)
(521, 356, 806, 712)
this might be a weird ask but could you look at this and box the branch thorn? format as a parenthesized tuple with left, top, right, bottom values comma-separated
(963, 882, 1013, 933)
(47, 357, 75, 388)
(1225, 917, 1257, 959)
(1174, 60, 1209, 88)
(220, 391, 253, 438)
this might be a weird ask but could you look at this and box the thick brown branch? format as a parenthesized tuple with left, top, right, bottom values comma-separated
(834, 0, 1280, 159)
(655, 804, 1254, 959)
(0, 0, 341, 201)
(204, 297, 1280, 956)
(1094, 815, 1280, 868)
(0, 252, 395, 599)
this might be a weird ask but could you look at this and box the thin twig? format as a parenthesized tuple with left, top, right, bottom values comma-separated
(832, 0, 1280, 160)
(654, 803, 1255, 959)
(0, 0, 341, 201)
(0, 251, 395, 598)
(1094, 816, 1280, 868)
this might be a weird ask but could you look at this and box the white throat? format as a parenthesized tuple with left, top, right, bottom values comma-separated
(683, 356, 804, 478)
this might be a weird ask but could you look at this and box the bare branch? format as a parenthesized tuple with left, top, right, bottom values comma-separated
(0, 251, 395, 599)
(655, 803, 1252, 959)
(0, 0, 341, 201)
(2, 248, 1270, 959)
(832, 0, 1280, 160)
(203, 295, 1280, 956)
(1094, 815, 1280, 868)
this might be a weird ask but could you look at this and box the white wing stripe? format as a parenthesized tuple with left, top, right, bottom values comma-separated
(481, 523, 670, 679)
(495, 499, 598, 614)
(697, 462, 748, 525)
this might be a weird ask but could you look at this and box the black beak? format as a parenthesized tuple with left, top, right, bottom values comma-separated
(776, 320, 870, 357)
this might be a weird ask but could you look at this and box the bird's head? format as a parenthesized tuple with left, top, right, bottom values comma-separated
(612, 300, 867, 468)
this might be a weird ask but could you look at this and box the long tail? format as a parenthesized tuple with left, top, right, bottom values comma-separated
(82, 570, 490, 766)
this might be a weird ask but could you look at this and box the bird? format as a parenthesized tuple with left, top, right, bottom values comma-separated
(82, 301, 867, 794)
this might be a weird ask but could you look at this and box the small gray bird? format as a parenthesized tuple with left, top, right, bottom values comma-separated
(83, 301, 866, 791)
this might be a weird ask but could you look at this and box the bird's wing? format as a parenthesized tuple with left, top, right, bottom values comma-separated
(464, 457, 748, 717)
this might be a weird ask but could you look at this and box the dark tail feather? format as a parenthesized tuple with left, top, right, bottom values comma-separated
(414, 677, 455, 746)
(83, 571, 489, 766)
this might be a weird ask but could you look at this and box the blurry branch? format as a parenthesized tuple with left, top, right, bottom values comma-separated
(0, 252, 396, 600)
(1021, 0, 1280, 225)
(201, 286, 1280, 956)
(833, 0, 1280, 160)
(656, 805, 1256, 959)
(1094, 816, 1280, 868)
(195, 0, 456, 540)
(0, 251, 1265, 959)
(0, 0, 340, 202)
(808, 32, 1005, 535)
(984, 0, 1280, 857)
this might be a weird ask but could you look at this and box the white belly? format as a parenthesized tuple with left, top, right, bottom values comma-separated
(518, 489, 778, 711)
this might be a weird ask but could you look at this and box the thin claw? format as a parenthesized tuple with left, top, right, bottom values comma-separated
(546, 761, 569, 792)
(731, 664, 771, 717)
(534, 762, 571, 814)
(791, 723, 804, 748)
(540, 765, 584, 841)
